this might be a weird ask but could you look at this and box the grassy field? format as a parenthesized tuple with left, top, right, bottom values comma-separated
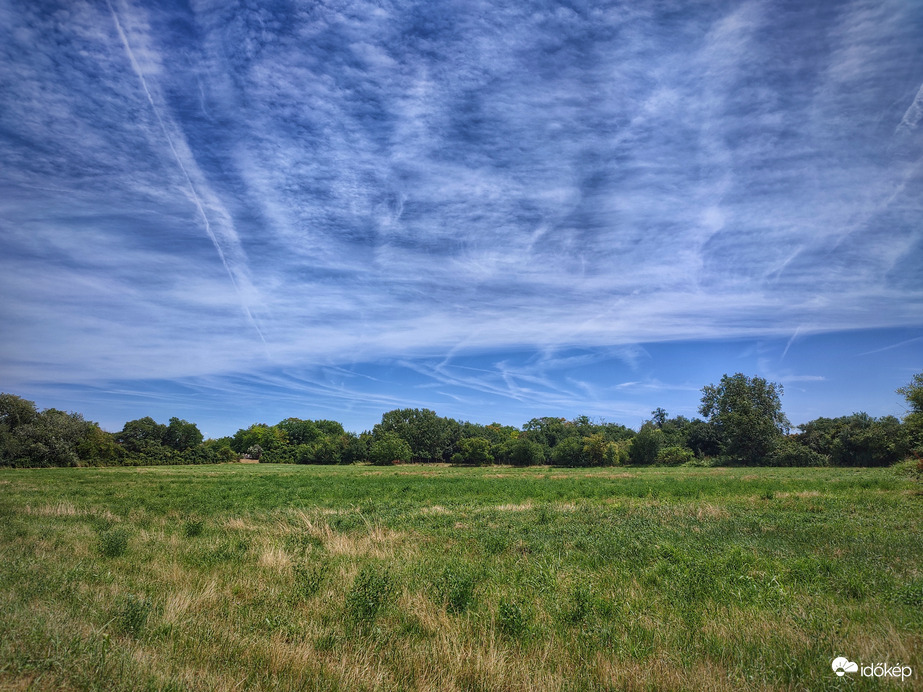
(0, 463, 920, 691)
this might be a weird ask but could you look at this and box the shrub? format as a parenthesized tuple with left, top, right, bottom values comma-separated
(655, 445, 694, 466)
(507, 439, 546, 467)
(767, 437, 827, 467)
(452, 437, 494, 466)
(551, 437, 585, 467)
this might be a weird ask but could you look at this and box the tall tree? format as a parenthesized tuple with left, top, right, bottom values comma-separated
(699, 373, 790, 464)
(898, 372, 923, 453)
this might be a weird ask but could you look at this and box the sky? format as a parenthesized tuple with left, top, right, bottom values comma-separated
(1, 0, 922, 438)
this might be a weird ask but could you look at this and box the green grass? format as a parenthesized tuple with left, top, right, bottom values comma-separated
(0, 463, 920, 690)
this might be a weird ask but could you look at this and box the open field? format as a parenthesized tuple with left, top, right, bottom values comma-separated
(0, 463, 920, 691)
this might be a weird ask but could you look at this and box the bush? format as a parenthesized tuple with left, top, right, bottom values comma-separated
(506, 439, 546, 467)
(767, 437, 827, 467)
(452, 437, 494, 466)
(655, 445, 694, 466)
(629, 425, 663, 465)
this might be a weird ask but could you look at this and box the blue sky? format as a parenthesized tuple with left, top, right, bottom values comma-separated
(1, 0, 921, 438)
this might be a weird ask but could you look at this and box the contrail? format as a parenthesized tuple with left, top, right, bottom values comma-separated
(106, 0, 267, 346)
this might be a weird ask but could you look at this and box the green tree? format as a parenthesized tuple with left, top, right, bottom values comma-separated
(898, 372, 923, 453)
(452, 437, 494, 465)
(116, 417, 167, 454)
(369, 432, 412, 466)
(551, 436, 585, 467)
(699, 373, 790, 464)
(829, 414, 907, 467)
(374, 408, 453, 463)
(582, 433, 612, 467)
(629, 424, 663, 465)
(505, 438, 545, 467)
(163, 417, 203, 451)
(276, 418, 322, 446)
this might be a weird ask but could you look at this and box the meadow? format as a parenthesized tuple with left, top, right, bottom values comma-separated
(0, 463, 920, 691)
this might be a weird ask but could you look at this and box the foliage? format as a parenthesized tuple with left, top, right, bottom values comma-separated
(798, 413, 908, 466)
(163, 417, 203, 451)
(699, 373, 789, 464)
(828, 414, 907, 467)
(655, 445, 694, 466)
(369, 432, 413, 466)
(629, 424, 663, 465)
(685, 418, 721, 458)
(451, 436, 494, 465)
(766, 436, 827, 467)
(504, 438, 546, 467)
(898, 372, 923, 453)
(550, 436, 585, 466)
(374, 408, 458, 463)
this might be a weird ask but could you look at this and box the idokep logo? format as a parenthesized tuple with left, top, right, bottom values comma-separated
(832, 656, 913, 681)
(832, 657, 858, 676)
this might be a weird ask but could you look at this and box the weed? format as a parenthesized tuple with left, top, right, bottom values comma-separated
(116, 594, 152, 636)
(563, 581, 593, 624)
(98, 528, 129, 558)
(293, 561, 327, 599)
(480, 531, 509, 555)
(496, 598, 529, 638)
(435, 563, 476, 613)
(182, 518, 204, 537)
(345, 564, 392, 626)
(894, 577, 923, 607)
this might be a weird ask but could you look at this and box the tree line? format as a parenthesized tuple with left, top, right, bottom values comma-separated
(2, 372, 921, 469)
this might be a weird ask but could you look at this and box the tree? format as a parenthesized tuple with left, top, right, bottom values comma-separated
(551, 436, 585, 466)
(276, 418, 322, 446)
(629, 424, 663, 465)
(699, 373, 789, 464)
(369, 432, 412, 466)
(374, 408, 454, 463)
(505, 438, 545, 467)
(898, 372, 923, 453)
(582, 433, 612, 467)
(650, 408, 667, 429)
(163, 417, 203, 451)
(452, 437, 494, 465)
(116, 417, 167, 454)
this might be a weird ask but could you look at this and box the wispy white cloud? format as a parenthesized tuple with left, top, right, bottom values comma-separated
(1, 0, 921, 430)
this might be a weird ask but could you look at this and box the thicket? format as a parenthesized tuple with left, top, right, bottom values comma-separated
(2, 371, 920, 468)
